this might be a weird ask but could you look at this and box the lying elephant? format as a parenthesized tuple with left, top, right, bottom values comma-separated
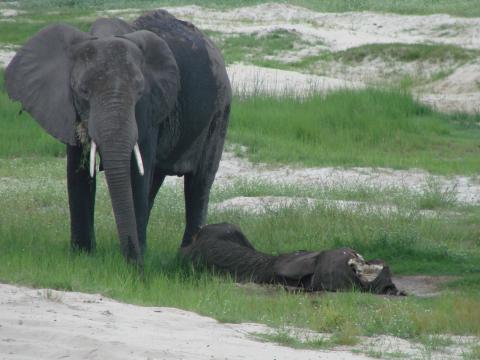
(183, 223, 405, 295)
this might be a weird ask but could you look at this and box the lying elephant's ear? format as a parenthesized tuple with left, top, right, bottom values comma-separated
(273, 252, 320, 280)
(90, 17, 134, 37)
(5, 24, 91, 145)
(122, 30, 180, 123)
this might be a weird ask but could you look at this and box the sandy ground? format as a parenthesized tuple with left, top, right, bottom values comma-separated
(0, 283, 373, 360)
(158, 4, 480, 51)
(207, 150, 480, 205)
(211, 195, 455, 218)
(163, 4, 480, 111)
(1, 282, 477, 360)
(228, 63, 363, 97)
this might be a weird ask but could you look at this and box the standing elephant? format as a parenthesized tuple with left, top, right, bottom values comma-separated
(5, 10, 232, 265)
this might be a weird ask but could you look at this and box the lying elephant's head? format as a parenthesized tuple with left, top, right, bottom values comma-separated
(5, 23, 180, 264)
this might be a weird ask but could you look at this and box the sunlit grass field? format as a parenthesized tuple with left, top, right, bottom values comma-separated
(1, 156, 480, 343)
(1, 1, 480, 354)
(1, 72, 480, 347)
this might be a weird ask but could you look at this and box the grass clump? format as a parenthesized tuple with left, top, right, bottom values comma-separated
(464, 344, 480, 360)
(336, 43, 478, 64)
(215, 30, 303, 65)
(416, 177, 457, 210)
(229, 88, 480, 174)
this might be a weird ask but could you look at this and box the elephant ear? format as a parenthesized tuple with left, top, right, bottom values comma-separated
(273, 251, 320, 280)
(122, 30, 180, 123)
(5, 24, 91, 145)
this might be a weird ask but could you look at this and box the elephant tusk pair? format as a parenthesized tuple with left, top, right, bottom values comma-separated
(89, 141, 144, 177)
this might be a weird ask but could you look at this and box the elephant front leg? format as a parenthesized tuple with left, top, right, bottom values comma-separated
(131, 143, 157, 256)
(67, 144, 96, 251)
(131, 169, 149, 257)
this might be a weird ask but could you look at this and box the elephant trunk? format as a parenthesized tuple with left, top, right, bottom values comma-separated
(90, 96, 143, 265)
(102, 154, 142, 265)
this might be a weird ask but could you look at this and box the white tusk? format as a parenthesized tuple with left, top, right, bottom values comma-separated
(133, 143, 144, 176)
(89, 141, 97, 178)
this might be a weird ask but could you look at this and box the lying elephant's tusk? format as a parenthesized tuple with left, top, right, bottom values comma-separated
(89, 141, 97, 178)
(133, 143, 144, 176)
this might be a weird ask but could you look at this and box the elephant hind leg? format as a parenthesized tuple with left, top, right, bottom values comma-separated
(147, 167, 166, 223)
(181, 108, 229, 247)
(182, 173, 213, 247)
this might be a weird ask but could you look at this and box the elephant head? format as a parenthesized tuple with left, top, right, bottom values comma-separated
(5, 23, 180, 264)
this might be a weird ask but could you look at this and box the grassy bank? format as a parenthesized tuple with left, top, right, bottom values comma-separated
(15, 0, 480, 18)
(230, 89, 480, 174)
(2, 72, 479, 173)
(0, 157, 479, 342)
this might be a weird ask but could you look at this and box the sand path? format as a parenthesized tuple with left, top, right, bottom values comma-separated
(0, 283, 370, 360)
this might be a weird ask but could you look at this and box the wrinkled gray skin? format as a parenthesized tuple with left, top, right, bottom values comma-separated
(184, 223, 404, 295)
(5, 11, 231, 266)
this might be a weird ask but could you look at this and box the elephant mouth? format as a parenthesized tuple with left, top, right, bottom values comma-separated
(88, 140, 144, 178)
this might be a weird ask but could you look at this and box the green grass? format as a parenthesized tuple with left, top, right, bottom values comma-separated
(254, 330, 331, 349)
(212, 29, 305, 65)
(0, 11, 93, 45)
(229, 89, 480, 174)
(335, 43, 479, 64)
(16, 0, 480, 17)
(464, 344, 480, 359)
(3, 68, 480, 173)
(0, 158, 479, 339)
(219, 40, 477, 71)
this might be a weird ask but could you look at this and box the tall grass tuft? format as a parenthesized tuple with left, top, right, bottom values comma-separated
(229, 88, 480, 174)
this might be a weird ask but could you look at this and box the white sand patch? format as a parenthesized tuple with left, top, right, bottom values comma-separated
(165, 4, 480, 51)
(212, 196, 317, 214)
(99, 8, 143, 17)
(353, 334, 478, 359)
(211, 196, 451, 217)
(201, 151, 480, 205)
(0, 282, 372, 360)
(227, 63, 362, 96)
(264, 44, 328, 64)
(418, 61, 480, 112)
(0, 49, 15, 67)
(420, 92, 480, 113)
(0, 9, 22, 17)
(298, 57, 456, 84)
(428, 62, 480, 94)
